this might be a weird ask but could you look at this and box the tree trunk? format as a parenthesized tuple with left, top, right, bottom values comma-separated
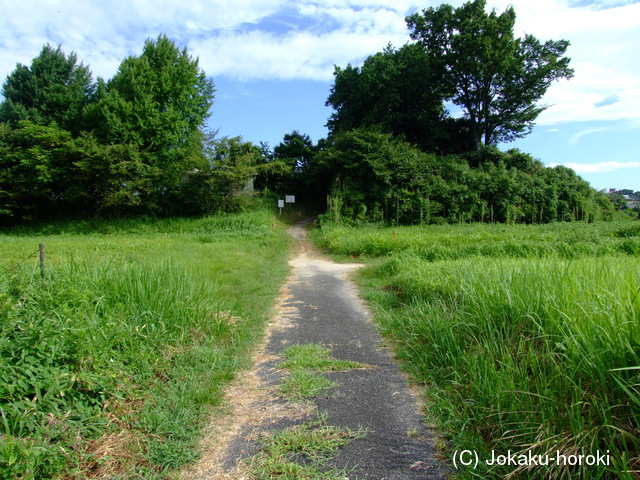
(470, 121, 482, 151)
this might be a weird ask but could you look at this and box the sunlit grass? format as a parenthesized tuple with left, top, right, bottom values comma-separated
(245, 414, 366, 480)
(0, 209, 291, 479)
(311, 220, 640, 260)
(313, 219, 640, 479)
(278, 344, 368, 401)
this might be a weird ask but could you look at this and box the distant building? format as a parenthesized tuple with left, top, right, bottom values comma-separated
(606, 189, 639, 210)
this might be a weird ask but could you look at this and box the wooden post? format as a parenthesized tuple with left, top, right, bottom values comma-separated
(39, 243, 45, 277)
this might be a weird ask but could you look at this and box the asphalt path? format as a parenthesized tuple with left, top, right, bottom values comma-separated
(185, 218, 447, 479)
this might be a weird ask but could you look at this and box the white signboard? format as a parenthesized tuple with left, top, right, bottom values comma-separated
(285, 195, 295, 203)
(278, 199, 285, 208)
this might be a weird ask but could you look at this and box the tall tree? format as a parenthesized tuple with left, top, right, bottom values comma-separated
(94, 34, 214, 154)
(406, 0, 574, 150)
(0, 44, 94, 135)
(192, 133, 263, 213)
(326, 43, 452, 152)
(91, 34, 215, 212)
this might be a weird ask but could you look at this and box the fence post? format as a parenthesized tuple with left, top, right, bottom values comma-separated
(39, 243, 45, 277)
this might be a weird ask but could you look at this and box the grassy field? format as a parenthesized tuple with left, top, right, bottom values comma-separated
(0, 209, 291, 479)
(312, 220, 640, 260)
(312, 220, 640, 479)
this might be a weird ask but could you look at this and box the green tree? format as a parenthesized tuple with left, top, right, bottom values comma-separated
(548, 164, 599, 222)
(0, 121, 74, 220)
(91, 34, 215, 212)
(69, 133, 155, 215)
(273, 131, 316, 175)
(326, 44, 457, 152)
(251, 143, 293, 199)
(318, 127, 463, 224)
(0, 44, 94, 135)
(180, 133, 264, 214)
(406, 0, 574, 150)
(316, 134, 614, 226)
(271, 131, 318, 197)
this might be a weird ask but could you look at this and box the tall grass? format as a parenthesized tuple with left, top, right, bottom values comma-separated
(314, 220, 640, 479)
(312, 221, 640, 260)
(0, 209, 290, 479)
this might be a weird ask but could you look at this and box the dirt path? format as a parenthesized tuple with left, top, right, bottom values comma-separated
(183, 219, 446, 479)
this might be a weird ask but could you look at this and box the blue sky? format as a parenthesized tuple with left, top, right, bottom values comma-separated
(1, 0, 639, 192)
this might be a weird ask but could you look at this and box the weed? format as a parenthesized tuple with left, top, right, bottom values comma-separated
(246, 414, 366, 480)
(279, 344, 367, 372)
(277, 344, 369, 401)
(279, 370, 338, 402)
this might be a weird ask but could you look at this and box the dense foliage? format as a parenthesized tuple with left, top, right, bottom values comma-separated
(313, 128, 614, 225)
(0, 2, 629, 226)
(0, 36, 266, 223)
(254, 130, 318, 199)
(326, 44, 472, 153)
(406, 0, 574, 150)
(0, 44, 94, 136)
(315, 0, 616, 225)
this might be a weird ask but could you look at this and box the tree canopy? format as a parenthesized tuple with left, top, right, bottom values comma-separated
(0, 36, 223, 221)
(316, 1, 613, 225)
(406, 0, 574, 150)
(0, 22, 619, 226)
(317, 128, 613, 225)
(88, 34, 216, 212)
(92, 34, 214, 153)
(0, 44, 94, 135)
(326, 43, 456, 152)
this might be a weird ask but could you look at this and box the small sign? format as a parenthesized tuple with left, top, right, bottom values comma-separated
(285, 195, 295, 203)
(278, 199, 285, 208)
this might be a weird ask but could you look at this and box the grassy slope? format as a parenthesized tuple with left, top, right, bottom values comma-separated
(0, 210, 291, 479)
(311, 220, 640, 480)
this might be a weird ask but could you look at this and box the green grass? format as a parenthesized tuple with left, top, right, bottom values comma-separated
(279, 370, 338, 402)
(0, 209, 291, 479)
(279, 344, 366, 373)
(312, 220, 640, 479)
(242, 344, 369, 478)
(311, 220, 640, 261)
(245, 414, 366, 480)
(278, 344, 368, 401)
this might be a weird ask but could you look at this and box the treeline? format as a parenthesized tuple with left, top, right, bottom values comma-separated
(0, 1, 622, 225)
(255, 0, 616, 224)
(319, 0, 615, 224)
(0, 35, 272, 223)
(319, 129, 616, 224)
(255, 128, 615, 224)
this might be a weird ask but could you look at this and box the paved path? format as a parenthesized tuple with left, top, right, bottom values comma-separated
(185, 219, 446, 479)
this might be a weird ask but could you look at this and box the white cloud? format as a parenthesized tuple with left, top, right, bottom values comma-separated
(487, 0, 640, 125)
(0, 0, 412, 83)
(191, 4, 409, 81)
(1, 0, 639, 126)
(441, 0, 640, 125)
(0, 0, 287, 81)
(568, 127, 612, 145)
(550, 161, 640, 173)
